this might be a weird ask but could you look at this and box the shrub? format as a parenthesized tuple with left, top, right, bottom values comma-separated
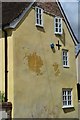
(0, 91, 5, 102)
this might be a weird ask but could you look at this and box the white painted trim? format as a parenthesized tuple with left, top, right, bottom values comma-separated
(4, 2, 34, 29)
(62, 89, 73, 107)
(62, 106, 74, 109)
(35, 6, 43, 27)
(54, 17, 63, 35)
(62, 49, 69, 67)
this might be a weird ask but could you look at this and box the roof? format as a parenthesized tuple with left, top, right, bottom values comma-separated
(33, 2, 63, 17)
(76, 49, 80, 58)
(57, 1, 79, 44)
(2, 2, 63, 27)
(1, 1, 79, 45)
(2, 2, 31, 27)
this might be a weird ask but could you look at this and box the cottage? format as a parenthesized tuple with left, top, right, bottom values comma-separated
(0, 1, 79, 118)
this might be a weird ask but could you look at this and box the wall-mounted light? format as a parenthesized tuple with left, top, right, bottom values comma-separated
(50, 43, 54, 49)
(50, 43, 55, 53)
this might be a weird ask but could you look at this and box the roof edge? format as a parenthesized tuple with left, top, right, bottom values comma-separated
(56, 0, 79, 45)
(76, 49, 80, 58)
(3, 1, 79, 46)
(3, 2, 34, 29)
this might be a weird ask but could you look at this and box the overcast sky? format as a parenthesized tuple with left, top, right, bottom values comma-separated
(60, 0, 80, 43)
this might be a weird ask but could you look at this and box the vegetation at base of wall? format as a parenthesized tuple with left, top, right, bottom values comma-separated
(0, 91, 5, 102)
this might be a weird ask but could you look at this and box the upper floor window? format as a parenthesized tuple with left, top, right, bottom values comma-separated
(54, 17, 62, 35)
(62, 49, 69, 67)
(35, 7, 43, 27)
(62, 89, 73, 108)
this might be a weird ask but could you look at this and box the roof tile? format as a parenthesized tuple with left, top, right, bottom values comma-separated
(2, 2, 31, 26)
(2, 2, 63, 27)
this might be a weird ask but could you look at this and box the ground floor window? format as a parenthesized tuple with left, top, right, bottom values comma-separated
(62, 89, 72, 107)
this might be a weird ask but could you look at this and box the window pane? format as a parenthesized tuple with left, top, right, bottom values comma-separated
(66, 61, 67, 65)
(56, 23, 58, 27)
(63, 56, 65, 60)
(56, 28, 58, 32)
(59, 23, 61, 27)
(59, 28, 61, 32)
(68, 101, 71, 105)
(63, 61, 65, 65)
(63, 101, 67, 106)
(59, 19, 61, 22)
(63, 51, 64, 55)
(68, 96, 71, 100)
(65, 52, 67, 55)
(37, 14, 38, 19)
(37, 19, 39, 24)
(40, 20, 42, 25)
(66, 56, 67, 60)
(36, 8, 38, 13)
(39, 9, 41, 14)
(40, 14, 41, 19)
(55, 18, 58, 22)
(65, 96, 67, 100)
(68, 91, 71, 95)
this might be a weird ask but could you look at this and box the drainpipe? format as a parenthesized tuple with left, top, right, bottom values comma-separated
(2, 29, 8, 102)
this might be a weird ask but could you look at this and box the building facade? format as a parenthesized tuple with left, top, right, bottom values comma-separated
(1, 1, 79, 118)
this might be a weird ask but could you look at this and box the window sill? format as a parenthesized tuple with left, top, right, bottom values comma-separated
(55, 32, 62, 35)
(63, 65, 70, 68)
(62, 106, 74, 109)
(36, 24, 43, 28)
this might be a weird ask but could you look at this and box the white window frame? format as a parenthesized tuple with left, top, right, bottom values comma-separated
(35, 7, 43, 27)
(54, 17, 62, 35)
(62, 89, 73, 108)
(62, 49, 69, 67)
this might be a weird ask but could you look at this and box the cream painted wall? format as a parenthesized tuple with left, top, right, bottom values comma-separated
(7, 31, 14, 117)
(0, 34, 5, 92)
(0, 31, 14, 116)
(7, 8, 78, 118)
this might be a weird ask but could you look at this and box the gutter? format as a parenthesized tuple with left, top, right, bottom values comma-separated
(2, 29, 8, 102)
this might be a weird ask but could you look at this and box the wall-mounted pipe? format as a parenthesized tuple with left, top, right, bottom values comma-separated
(2, 29, 8, 102)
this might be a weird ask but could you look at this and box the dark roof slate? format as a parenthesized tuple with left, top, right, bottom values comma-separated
(2, 2, 31, 27)
(34, 2, 63, 17)
(2, 2, 63, 27)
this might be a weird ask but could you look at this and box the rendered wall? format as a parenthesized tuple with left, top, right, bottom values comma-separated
(0, 32, 5, 93)
(7, 8, 78, 118)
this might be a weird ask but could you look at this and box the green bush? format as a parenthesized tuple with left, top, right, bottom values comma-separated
(0, 91, 5, 102)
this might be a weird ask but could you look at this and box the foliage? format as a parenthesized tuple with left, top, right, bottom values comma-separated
(0, 91, 5, 102)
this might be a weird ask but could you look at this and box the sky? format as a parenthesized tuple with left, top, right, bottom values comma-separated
(60, 0, 80, 44)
